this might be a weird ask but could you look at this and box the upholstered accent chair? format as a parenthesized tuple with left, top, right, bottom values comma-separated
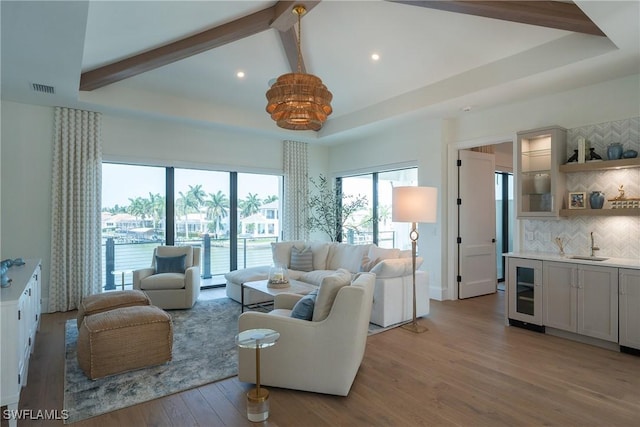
(237, 272, 375, 396)
(133, 245, 201, 309)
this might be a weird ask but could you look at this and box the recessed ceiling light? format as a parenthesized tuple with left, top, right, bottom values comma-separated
(236, 71, 245, 78)
(371, 53, 380, 61)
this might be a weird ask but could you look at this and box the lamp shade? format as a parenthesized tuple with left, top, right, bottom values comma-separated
(392, 186, 437, 223)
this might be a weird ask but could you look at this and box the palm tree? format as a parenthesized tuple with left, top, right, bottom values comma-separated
(148, 192, 165, 232)
(263, 194, 279, 204)
(177, 184, 206, 239)
(204, 190, 229, 238)
(127, 197, 151, 226)
(239, 193, 262, 217)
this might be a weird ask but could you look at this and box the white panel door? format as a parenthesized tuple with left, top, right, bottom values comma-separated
(458, 150, 497, 299)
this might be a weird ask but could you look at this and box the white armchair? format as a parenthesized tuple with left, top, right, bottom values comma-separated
(238, 272, 375, 396)
(133, 245, 201, 309)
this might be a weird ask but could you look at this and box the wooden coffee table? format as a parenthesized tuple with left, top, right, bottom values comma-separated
(241, 279, 317, 312)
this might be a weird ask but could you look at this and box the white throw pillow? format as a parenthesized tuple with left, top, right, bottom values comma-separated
(326, 243, 370, 273)
(309, 242, 331, 270)
(312, 268, 352, 321)
(369, 256, 424, 278)
(271, 241, 304, 267)
(367, 245, 400, 261)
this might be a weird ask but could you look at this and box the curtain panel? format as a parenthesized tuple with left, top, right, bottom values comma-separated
(48, 107, 103, 312)
(283, 140, 308, 241)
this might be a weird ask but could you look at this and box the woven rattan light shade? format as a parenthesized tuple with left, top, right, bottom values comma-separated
(266, 73, 332, 131)
(265, 4, 332, 131)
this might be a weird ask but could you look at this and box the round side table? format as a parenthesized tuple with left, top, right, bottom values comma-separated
(235, 328, 279, 422)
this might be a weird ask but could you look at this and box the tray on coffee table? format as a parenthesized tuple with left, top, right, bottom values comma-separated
(241, 279, 316, 313)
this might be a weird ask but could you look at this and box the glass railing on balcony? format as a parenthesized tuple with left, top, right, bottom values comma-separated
(101, 235, 279, 290)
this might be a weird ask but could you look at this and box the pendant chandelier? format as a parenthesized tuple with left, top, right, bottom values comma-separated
(265, 5, 333, 131)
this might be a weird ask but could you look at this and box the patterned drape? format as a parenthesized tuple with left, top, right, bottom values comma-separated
(49, 107, 103, 312)
(283, 140, 308, 241)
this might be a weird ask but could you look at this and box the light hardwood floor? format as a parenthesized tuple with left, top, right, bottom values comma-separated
(3, 290, 639, 426)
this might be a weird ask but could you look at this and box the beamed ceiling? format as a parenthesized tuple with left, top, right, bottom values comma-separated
(1, 1, 639, 143)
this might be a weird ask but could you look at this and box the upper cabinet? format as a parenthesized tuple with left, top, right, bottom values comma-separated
(516, 126, 567, 218)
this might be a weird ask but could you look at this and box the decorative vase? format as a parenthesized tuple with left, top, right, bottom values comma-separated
(606, 143, 623, 160)
(589, 191, 605, 209)
(533, 174, 550, 194)
(267, 263, 289, 288)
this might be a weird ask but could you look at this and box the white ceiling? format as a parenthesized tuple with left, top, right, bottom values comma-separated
(1, 1, 639, 144)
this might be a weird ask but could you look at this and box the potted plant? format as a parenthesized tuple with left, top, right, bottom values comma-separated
(306, 174, 372, 242)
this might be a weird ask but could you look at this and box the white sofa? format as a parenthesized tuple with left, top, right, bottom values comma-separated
(238, 272, 375, 395)
(225, 241, 429, 327)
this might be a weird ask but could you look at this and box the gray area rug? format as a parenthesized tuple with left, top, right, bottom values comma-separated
(64, 297, 240, 424)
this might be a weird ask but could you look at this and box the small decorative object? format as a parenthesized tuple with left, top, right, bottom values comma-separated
(267, 263, 289, 288)
(533, 173, 551, 194)
(587, 148, 602, 161)
(589, 191, 605, 209)
(553, 236, 567, 256)
(568, 192, 586, 209)
(577, 137, 586, 164)
(566, 150, 579, 163)
(1, 259, 14, 288)
(606, 142, 624, 160)
(622, 149, 638, 158)
(616, 184, 625, 199)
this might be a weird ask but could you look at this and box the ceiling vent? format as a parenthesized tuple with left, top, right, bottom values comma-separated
(31, 83, 55, 94)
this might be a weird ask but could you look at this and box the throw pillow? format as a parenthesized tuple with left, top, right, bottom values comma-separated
(290, 290, 318, 320)
(360, 255, 380, 272)
(271, 241, 304, 268)
(368, 245, 400, 262)
(155, 254, 187, 274)
(290, 246, 314, 272)
(312, 268, 352, 322)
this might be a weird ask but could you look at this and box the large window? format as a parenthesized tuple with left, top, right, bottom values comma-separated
(102, 163, 282, 289)
(339, 167, 418, 249)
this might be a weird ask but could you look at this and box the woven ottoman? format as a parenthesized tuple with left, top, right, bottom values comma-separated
(77, 305, 173, 380)
(77, 290, 151, 328)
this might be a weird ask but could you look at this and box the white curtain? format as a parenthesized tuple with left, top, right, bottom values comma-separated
(48, 107, 103, 312)
(283, 140, 308, 241)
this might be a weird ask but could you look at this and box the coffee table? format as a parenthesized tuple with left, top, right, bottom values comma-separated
(241, 279, 317, 312)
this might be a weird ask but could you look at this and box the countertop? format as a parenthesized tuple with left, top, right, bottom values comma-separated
(504, 252, 640, 269)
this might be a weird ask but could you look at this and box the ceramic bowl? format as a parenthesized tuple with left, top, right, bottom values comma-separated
(622, 149, 638, 158)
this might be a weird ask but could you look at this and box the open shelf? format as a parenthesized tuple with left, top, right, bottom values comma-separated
(560, 208, 640, 217)
(559, 158, 640, 172)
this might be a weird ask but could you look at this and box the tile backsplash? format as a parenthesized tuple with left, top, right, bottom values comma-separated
(522, 117, 640, 259)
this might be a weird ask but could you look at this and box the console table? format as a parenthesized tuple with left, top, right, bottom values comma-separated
(1, 259, 42, 427)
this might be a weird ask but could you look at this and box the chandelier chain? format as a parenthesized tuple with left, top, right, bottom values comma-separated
(295, 5, 304, 74)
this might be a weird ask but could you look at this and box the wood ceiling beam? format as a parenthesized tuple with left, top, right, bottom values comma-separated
(279, 28, 306, 74)
(389, 1, 605, 36)
(80, 1, 320, 91)
(273, 1, 319, 73)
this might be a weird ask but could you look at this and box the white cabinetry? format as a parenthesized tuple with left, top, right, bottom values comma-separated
(1, 260, 42, 426)
(619, 268, 640, 350)
(543, 261, 618, 342)
(507, 257, 543, 326)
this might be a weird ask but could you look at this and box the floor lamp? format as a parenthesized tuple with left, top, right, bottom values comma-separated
(392, 186, 437, 333)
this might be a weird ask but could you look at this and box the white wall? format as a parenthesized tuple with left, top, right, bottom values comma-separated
(1, 102, 54, 295)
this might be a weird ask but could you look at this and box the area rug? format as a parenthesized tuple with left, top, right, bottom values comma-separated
(63, 297, 240, 424)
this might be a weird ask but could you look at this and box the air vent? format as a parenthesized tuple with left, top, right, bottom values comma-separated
(31, 83, 55, 94)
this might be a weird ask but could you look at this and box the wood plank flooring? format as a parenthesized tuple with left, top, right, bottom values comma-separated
(2, 291, 639, 426)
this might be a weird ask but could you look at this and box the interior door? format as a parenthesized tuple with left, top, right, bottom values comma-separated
(458, 149, 497, 299)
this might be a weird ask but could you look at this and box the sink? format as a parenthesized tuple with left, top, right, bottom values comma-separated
(567, 255, 609, 261)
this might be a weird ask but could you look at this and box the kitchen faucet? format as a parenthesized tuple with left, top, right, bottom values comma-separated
(590, 232, 600, 257)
